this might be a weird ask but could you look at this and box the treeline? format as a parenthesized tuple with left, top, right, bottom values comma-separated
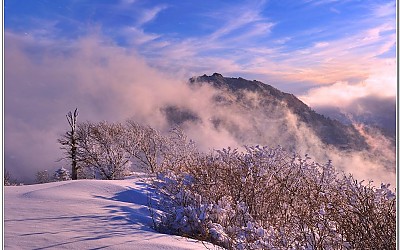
(58, 118, 192, 180)
(56, 117, 395, 249)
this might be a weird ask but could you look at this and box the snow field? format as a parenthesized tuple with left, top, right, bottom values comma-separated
(4, 175, 217, 249)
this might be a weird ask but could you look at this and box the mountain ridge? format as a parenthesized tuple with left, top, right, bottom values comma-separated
(183, 73, 370, 151)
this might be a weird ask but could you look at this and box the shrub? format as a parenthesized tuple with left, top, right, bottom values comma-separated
(152, 145, 396, 249)
(36, 170, 52, 184)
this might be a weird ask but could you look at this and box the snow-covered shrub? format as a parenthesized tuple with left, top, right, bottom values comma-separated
(153, 145, 396, 249)
(76, 122, 132, 180)
(325, 176, 396, 250)
(4, 169, 22, 186)
(4, 170, 12, 186)
(124, 120, 166, 173)
(54, 167, 71, 181)
(36, 170, 52, 184)
(57, 119, 395, 248)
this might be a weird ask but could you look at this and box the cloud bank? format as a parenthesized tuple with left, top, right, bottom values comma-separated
(4, 32, 239, 182)
(4, 31, 395, 187)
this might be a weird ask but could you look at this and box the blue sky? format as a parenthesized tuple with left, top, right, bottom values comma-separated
(5, 0, 396, 92)
(3, 0, 397, 181)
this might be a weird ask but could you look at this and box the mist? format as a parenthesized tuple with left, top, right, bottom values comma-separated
(312, 96, 396, 138)
(4, 32, 395, 186)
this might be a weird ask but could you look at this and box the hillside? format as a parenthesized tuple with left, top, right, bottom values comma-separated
(4, 174, 215, 250)
(187, 73, 369, 151)
(158, 73, 396, 187)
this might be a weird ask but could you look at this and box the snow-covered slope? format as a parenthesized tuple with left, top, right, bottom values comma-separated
(4, 175, 214, 249)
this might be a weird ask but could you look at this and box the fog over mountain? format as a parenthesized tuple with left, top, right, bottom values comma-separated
(158, 73, 395, 185)
(188, 73, 370, 151)
(314, 96, 396, 139)
(4, 34, 395, 186)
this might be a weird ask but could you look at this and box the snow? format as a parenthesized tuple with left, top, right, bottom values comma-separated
(4, 174, 216, 249)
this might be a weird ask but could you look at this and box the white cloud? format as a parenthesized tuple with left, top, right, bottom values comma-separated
(207, 8, 272, 42)
(329, 7, 341, 14)
(314, 42, 330, 48)
(124, 27, 160, 45)
(121, 0, 136, 4)
(298, 58, 396, 108)
(303, 0, 352, 6)
(372, 1, 396, 17)
(136, 5, 168, 27)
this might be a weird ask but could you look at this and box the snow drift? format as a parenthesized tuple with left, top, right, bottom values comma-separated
(4, 174, 215, 250)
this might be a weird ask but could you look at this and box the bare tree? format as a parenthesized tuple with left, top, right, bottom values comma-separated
(124, 120, 165, 173)
(58, 108, 80, 180)
(77, 121, 131, 180)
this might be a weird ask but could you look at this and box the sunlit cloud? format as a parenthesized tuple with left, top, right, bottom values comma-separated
(112, 1, 395, 102)
(298, 58, 396, 110)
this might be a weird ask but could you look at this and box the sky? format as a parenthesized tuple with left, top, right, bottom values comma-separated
(3, 0, 397, 182)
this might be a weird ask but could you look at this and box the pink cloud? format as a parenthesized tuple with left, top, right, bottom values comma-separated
(298, 58, 396, 108)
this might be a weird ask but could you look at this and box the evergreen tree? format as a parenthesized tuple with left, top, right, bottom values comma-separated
(54, 167, 71, 181)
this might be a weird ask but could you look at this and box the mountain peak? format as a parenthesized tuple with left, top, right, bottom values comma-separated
(188, 74, 369, 151)
(212, 72, 223, 78)
(190, 73, 268, 93)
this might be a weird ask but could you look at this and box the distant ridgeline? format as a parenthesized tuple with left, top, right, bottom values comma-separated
(163, 73, 373, 152)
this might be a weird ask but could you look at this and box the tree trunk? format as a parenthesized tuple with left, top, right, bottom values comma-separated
(71, 136, 78, 180)
(67, 108, 79, 180)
